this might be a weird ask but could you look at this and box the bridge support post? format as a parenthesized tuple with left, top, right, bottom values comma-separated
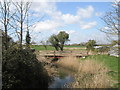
(54, 51, 55, 58)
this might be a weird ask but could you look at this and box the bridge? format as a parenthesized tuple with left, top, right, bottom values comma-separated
(36, 50, 88, 58)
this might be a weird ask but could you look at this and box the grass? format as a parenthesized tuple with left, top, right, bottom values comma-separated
(64, 45, 85, 48)
(57, 56, 112, 88)
(57, 56, 80, 72)
(82, 55, 118, 71)
(72, 60, 112, 88)
(81, 54, 119, 88)
(31, 45, 55, 50)
(31, 45, 86, 51)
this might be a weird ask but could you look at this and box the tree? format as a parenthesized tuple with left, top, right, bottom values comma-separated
(57, 31, 69, 51)
(86, 40, 96, 54)
(100, 1, 120, 41)
(40, 41, 48, 50)
(12, 1, 31, 48)
(2, 31, 14, 50)
(48, 31, 69, 51)
(0, 0, 15, 50)
(25, 10, 31, 48)
(111, 40, 118, 46)
(31, 41, 36, 45)
(26, 30, 31, 48)
(48, 35, 59, 51)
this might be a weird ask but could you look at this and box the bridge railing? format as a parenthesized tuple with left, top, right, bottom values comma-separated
(38, 50, 88, 57)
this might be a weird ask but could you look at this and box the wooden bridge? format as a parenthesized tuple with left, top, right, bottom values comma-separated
(36, 50, 88, 58)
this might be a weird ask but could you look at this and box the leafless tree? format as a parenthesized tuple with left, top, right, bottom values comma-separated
(0, 0, 15, 50)
(12, 1, 31, 48)
(100, 1, 120, 42)
(40, 41, 48, 50)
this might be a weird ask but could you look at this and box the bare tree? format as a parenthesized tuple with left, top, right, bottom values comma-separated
(12, 1, 31, 48)
(0, 0, 15, 50)
(100, 1, 120, 41)
(40, 41, 48, 50)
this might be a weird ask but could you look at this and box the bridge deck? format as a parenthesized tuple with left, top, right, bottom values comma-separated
(36, 50, 88, 57)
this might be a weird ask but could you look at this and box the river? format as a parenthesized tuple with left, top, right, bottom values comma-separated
(48, 67, 75, 88)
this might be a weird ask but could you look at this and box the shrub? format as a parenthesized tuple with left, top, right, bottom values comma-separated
(2, 48, 51, 88)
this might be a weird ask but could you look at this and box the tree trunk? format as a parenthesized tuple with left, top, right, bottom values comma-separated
(55, 46, 59, 51)
(59, 44, 64, 51)
(5, 25, 8, 50)
(4, 2, 8, 50)
(20, 3, 23, 49)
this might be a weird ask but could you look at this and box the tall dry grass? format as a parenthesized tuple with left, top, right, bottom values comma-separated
(72, 60, 113, 88)
(57, 56, 113, 88)
(57, 56, 80, 72)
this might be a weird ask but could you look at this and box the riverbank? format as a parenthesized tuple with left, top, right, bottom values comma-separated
(36, 51, 118, 88)
(36, 54, 75, 88)
(57, 56, 114, 88)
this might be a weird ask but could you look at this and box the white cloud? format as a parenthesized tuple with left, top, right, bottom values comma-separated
(95, 12, 103, 16)
(29, 3, 98, 43)
(31, 3, 96, 25)
(32, 13, 41, 17)
(62, 14, 80, 24)
(66, 30, 76, 34)
(77, 5, 94, 18)
(31, 3, 97, 30)
(57, 30, 76, 34)
(60, 5, 95, 26)
(31, 2, 56, 15)
(80, 21, 97, 29)
(32, 20, 62, 32)
(47, 11, 62, 21)
(68, 31, 110, 44)
(0, 1, 107, 44)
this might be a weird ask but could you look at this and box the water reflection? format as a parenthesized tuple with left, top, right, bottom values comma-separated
(49, 75, 74, 88)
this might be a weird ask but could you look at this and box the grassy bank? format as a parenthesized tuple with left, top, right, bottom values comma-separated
(82, 55, 118, 80)
(57, 56, 113, 88)
(56, 55, 119, 88)
(81, 55, 119, 88)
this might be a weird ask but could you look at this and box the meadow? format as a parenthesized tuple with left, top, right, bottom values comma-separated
(31, 45, 86, 51)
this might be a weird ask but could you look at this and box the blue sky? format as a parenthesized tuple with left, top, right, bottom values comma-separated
(9, 1, 114, 44)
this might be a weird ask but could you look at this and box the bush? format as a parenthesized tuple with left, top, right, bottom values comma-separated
(2, 48, 51, 88)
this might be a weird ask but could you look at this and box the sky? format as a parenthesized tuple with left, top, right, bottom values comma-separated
(6, 1, 115, 44)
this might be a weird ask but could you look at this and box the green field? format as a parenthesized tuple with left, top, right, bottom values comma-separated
(64, 45, 85, 48)
(81, 55, 119, 87)
(31, 45, 86, 51)
(31, 45, 55, 50)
